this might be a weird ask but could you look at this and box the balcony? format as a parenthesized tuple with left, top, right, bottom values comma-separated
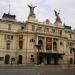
(36, 49, 65, 55)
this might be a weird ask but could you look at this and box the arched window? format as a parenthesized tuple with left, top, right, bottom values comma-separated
(30, 55, 34, 63)
(5, 54, 10, 64)
(18, 55, 22, 64)
(38, 40, 43, 49)
(60, 42, 63, 46)
(53, 42, 57, 51)
(70, 58, 73, 64)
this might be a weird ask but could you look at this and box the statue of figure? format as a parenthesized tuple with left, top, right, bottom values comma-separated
(54, 10, 62, 23)
(54, 10, 60, 17)
(28, 4, 37, 18)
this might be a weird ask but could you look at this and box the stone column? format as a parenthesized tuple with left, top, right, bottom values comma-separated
(57, 39, 60, 52)
(52, 38, 53, 52)
(44, 37, 46, 52)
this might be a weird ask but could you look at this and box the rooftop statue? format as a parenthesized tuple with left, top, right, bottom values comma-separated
(28, 4, 37, 18)
(54, 10, 60, 17)
(54, 10, 62, 23)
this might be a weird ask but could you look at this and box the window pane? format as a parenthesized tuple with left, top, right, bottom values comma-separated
(0, 57, 4, 61)
(7, 35, 10, 39)
(6, 43, 10, 50)
(11, 35, 13, 40)
(8, 24, 11, 30)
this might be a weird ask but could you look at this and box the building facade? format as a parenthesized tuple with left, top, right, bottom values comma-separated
(0, 5, 75, 65)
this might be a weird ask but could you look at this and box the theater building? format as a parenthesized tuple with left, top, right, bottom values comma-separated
(0, 5, 75, 65)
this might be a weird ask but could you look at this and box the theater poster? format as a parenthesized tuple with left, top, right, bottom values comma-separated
(19, 34, 23, 49)
(46, 37, 52, 50)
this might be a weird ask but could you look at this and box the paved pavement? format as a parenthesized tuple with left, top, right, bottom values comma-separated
(0, 65, 74, 75)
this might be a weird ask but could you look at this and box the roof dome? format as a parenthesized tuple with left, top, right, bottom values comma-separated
(45, 19, 50, 24)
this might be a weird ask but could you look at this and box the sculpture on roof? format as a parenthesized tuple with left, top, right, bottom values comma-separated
(54, 10, 62, 23)
(54, 10, 60, 17)
(28, 4, 37, 18)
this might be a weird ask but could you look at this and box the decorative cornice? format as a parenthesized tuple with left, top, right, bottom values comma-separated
(0, 19, 25, 25)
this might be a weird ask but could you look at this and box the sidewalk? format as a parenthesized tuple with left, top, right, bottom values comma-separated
(0, 64, 74, 69)
(0, 64, 35, 69)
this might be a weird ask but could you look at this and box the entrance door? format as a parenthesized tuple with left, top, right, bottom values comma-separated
(18, 55, 22, 64)
(37, 55, 42, 64)
(5, 55, 10, 64)
(39, 55, 42, 64)
(54, 57, 58, 65)
(47, 56, 51, 64)
(70, 58, 73, 64)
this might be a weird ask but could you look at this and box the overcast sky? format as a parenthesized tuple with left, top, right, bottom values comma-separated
(0, 0, 75, 28)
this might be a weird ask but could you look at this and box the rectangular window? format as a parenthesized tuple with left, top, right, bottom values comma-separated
(7, 35, 10, 39)
(70, 48, 73, 54)
(59, 30, 62, 36)
(32, 25, 35, 31)
(11, 35, 13, 40)
(4, 35, 13, 40)
(70, 34, 72, 39)
(52, 28, 56, 33)
(70, 50, 72, 54)
(4, 34, 6, 39)
(0, 57, 4, 61)
(6, 43, 10, 50)
(8, 24, 11, 30)
(38, 27, 42, 30)
(45, 28, 49, 32)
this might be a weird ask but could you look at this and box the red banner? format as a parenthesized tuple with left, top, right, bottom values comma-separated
(19, 34, 23, 41)
(19, 34, 23, 49)
(46, 37, 52, 50)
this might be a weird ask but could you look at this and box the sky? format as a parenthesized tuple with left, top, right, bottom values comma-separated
(0, 0, 75, 29)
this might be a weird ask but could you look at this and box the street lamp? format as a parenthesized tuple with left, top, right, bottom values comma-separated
(35, 44, 41, 65)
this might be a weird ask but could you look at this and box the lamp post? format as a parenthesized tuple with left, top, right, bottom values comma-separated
(35, 44, 41, 65)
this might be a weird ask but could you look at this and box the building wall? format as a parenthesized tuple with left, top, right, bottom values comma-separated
(0, 19, 75, 64)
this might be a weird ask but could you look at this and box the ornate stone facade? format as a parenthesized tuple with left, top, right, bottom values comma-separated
(0, 5, 75, 65)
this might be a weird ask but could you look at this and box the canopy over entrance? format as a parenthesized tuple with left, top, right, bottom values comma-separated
(37, 52, 65, 65)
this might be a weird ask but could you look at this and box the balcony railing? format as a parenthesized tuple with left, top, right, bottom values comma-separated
(36, 49, 64, 54)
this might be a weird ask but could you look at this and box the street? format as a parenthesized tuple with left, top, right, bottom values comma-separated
(0, 65, 75, 75)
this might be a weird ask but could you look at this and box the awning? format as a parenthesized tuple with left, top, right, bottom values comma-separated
(37, 52, 65, 58)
